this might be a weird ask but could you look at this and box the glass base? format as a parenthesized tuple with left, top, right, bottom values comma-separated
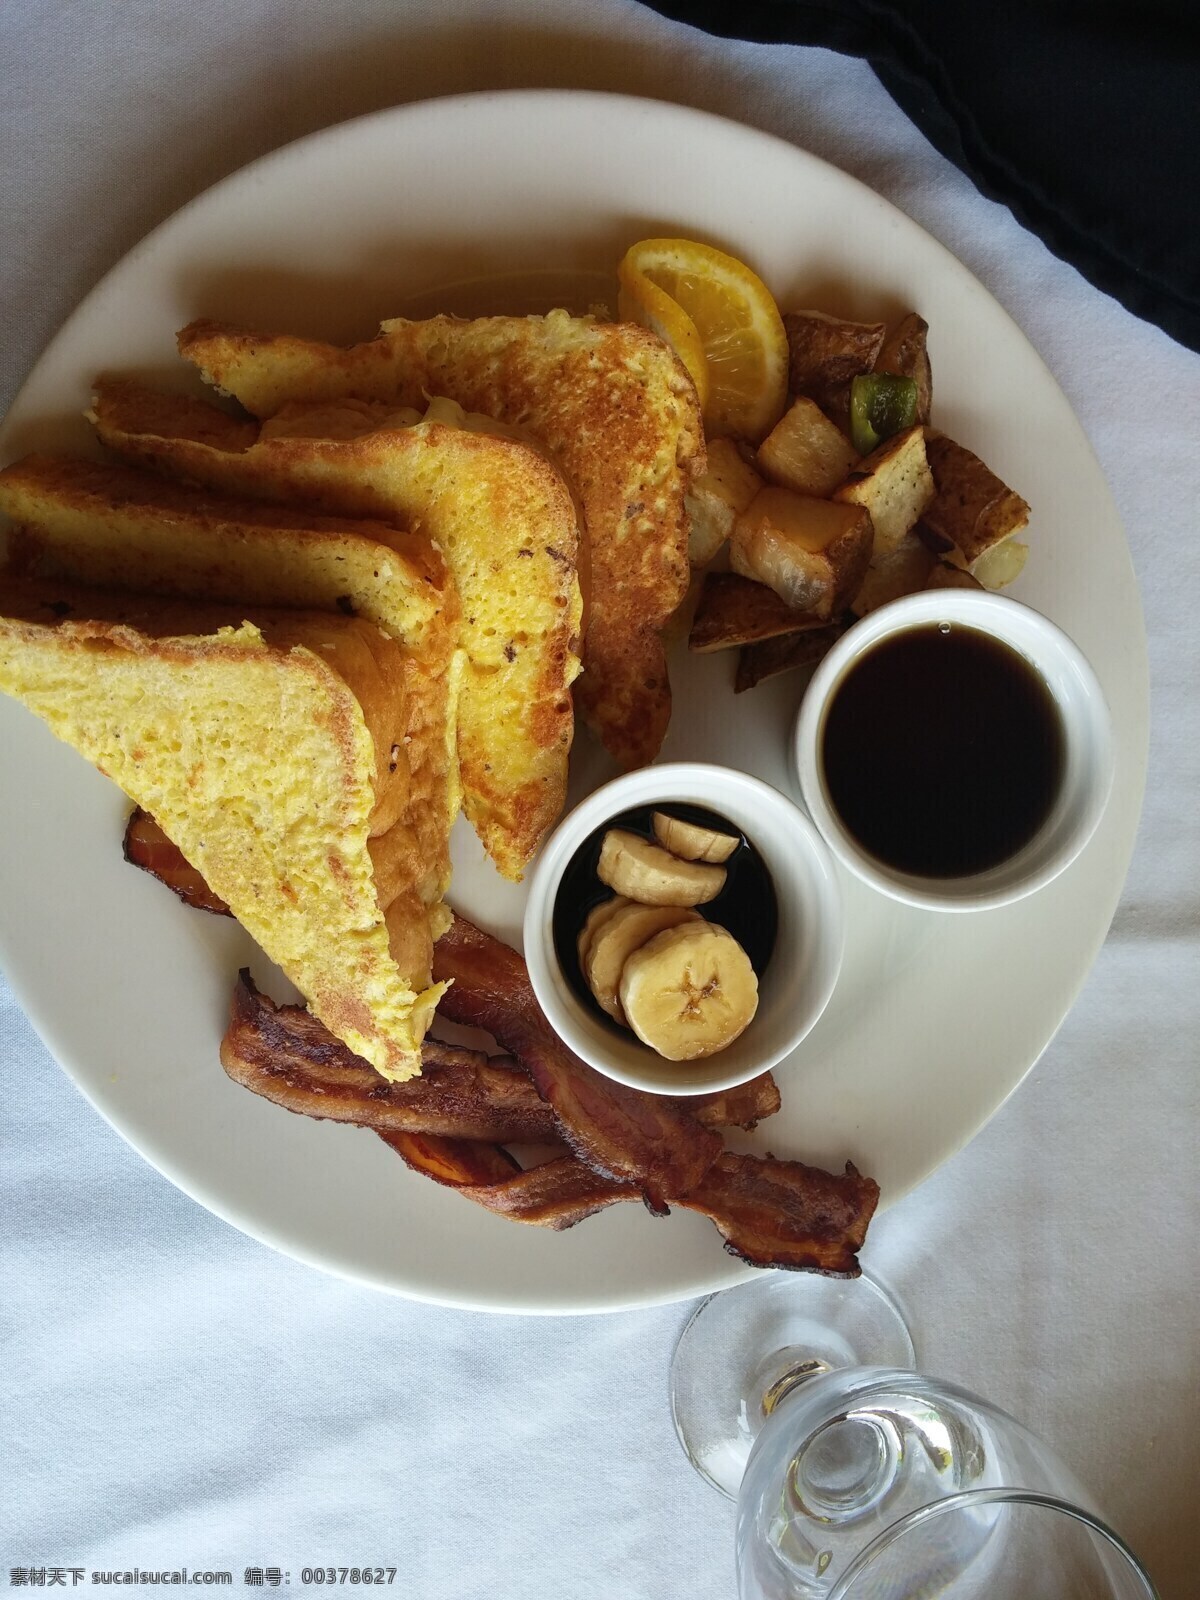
(670, 1271, 916, 1499)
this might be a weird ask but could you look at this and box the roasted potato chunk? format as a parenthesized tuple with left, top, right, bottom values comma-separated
(734, 623, 846, 693)
(784, 309, 886, 418)
(731, 488, 872, 621)
(850, 532, 935, 617)
(757, 397, 859, 497)
(833, 425, 935, 558)
(689, 571, 826, 653)
(684, 437, 764, 567)
(921, 432, 1030, 583)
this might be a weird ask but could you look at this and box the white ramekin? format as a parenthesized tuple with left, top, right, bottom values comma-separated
(522, 763, 844, 1095)
(793, 590, 1115, 912)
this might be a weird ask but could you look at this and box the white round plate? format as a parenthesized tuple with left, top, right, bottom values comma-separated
(0, 91, 1147, 1313)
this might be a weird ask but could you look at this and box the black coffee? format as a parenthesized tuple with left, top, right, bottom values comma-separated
(821, 623, 1065, 879)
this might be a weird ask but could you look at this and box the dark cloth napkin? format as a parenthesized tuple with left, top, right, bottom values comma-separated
(638, 0, 1200, 353)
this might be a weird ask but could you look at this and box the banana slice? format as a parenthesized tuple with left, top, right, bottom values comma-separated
(577, 896, 631, 971)
(652, 811, 740, 864)
(597, 828, 726, 906)
(584, 902, 701, 1023)
(619, 921, 759, 1060)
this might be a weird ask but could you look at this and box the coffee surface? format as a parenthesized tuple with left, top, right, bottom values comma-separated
(821, 623, 1065, 878)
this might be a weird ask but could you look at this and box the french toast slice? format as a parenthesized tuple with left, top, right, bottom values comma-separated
(0, 452, 454, 662)
(88, 381, 582, 880)
(0, 576, 450, 1080)
(175, 312, 706, 770)
(0, 452, 461, 898)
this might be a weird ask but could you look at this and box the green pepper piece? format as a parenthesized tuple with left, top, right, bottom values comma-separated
(849, 373, 919, 456)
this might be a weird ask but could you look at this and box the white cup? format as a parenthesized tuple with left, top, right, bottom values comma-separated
(793, 590, 1114, 912)
(522, 763, 844, 1095)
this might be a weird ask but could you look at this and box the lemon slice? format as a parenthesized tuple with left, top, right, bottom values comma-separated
(617, 238, 789, 441)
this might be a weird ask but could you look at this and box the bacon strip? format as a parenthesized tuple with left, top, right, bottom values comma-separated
(681, 1152, 879, 1276)
(377, 1130, 524, 1186)
(432, 914, 723, 1211)
(457, 1157, 638, 1229)
(692, 1075, 781, 1131)
(375, 1138, 876, 1270)
(384, 1138, 635, 1230)
(222, 973, 560, 1144)
(124, 808, 231, 915)
(223, 971, 779, 1143)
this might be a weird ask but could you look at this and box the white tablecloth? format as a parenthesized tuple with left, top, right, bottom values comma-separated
(2, 3, 1197, 1596)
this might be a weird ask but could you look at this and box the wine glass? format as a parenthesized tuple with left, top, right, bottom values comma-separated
(670, 1276, 1159, 1598)
(671, 1270, 918, 1499)
(792, 1488, 1156, 1599)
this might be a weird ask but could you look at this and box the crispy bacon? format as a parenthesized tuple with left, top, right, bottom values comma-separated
(223, 971, 778, 1144)
(124, 808, 231, 915)
(138, 821, 877, 1271)
(692, 1074, 781, 1131)
(681, 1152, 879, 1276)
(385, 1139, 635, 1230)
(222, 973, 560, 1143)
(127, 822, 777, 1130)
(375, 1138, 876, 1269)
(378, 1130, 524, 1186)
(457, 1157, 638, 1230)
(432, 914, 723, 1211)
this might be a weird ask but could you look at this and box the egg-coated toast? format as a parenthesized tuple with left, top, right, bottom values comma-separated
(0, 577, 451, 1079)
(175, 312, 706, 770)
(88, 380, 583, 879)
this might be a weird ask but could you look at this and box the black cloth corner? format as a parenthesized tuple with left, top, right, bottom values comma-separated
(636, 0, 1200, 354)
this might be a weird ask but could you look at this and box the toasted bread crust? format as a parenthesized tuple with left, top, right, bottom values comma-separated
(177, 313, 706, 771)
